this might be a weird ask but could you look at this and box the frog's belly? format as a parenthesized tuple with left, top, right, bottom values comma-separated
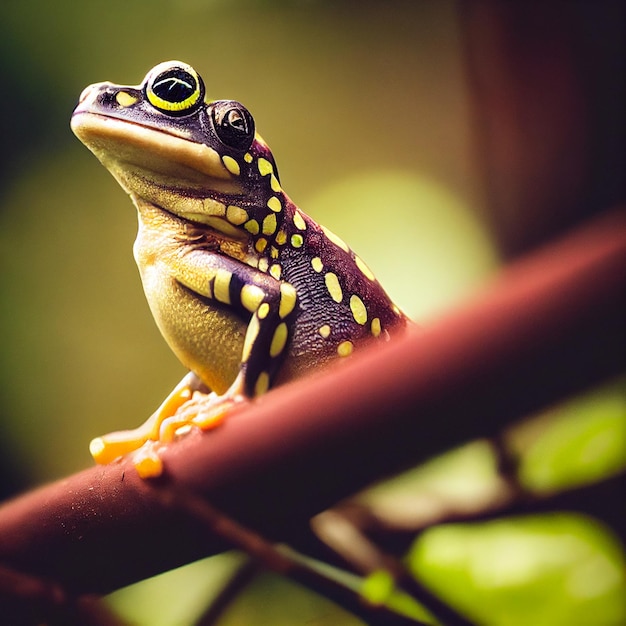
(143, 272, 246, 394)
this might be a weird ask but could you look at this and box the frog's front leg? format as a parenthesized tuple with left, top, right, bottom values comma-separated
(89, 251, 297, 476)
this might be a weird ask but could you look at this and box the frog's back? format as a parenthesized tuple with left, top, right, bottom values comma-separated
(272, 196, 406, 379)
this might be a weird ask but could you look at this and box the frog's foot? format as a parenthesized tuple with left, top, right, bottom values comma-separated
(129, 390, 245, 478)
(158, 390, 245, 442)
(89, 373, 248, 478)
(89, 372, 202, 466)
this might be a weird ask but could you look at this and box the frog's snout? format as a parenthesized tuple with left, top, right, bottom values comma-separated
(76, 83, 99, 107)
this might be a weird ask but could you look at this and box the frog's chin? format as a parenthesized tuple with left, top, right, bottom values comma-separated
(70, 111, 243, 195)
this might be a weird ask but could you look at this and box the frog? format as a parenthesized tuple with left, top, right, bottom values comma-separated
(70, 61, 409, 477)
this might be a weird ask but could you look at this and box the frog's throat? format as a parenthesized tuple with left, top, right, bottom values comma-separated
(71, 112, 243, 194)
(132, 193, 248, 243)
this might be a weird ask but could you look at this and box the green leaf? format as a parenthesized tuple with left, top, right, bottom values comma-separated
(515, 378, 626, 493)
(407, 513, 625, 626)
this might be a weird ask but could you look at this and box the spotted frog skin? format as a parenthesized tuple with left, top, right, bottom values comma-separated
(71, 61, 408, 476)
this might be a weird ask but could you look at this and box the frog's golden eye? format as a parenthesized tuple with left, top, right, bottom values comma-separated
(211, 100, 255, 151)
(145, 61, 204, 116)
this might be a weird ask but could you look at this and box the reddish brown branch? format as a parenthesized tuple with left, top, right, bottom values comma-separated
(0, 208, 624, 597)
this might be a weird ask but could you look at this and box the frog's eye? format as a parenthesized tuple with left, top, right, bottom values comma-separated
(145, 62, 204, 116)
(211, 100, 255, 151)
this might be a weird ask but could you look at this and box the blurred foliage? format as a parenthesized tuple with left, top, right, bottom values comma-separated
(360, 378, 625, 624)
(409, 513, 625, 626)
(512, 379, 626, 493)
(356, 439, 507, 529)
(360, 569, 435, 623)
(0, 1, 623, 625)
(109, 552, 366, 626)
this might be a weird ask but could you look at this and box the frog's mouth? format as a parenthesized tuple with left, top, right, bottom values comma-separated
(72, 109, 243, 190)
(72, 111, 250, 238)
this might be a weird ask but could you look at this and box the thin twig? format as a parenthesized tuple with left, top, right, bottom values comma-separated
(310, 513, 475, 626)
(152, 484, 429, 625)
(0, 564, 128, 626)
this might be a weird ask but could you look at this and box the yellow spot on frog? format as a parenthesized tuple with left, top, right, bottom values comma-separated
(270, 264, 282, 280)
(279, 283, 297, 318)
(262, 213, 277, 235)
(258, 257, 269, 272)
(242, 314, 261, 363)
(254, 371, 270, 396)
(255, 237, 268, 253)
(214, 269, 232, 305)
(241, 284, 265, 313)
(270, 322, 288, 357)
(226, 205, 248, 225)
(318, 324, 331, 339)
(291, 233, 304, 248)
(270, 247, 279, 259)
(349, 294, 368, 325)
(275, 229, 287, 245)
(371, 317, 382, 337)
(258, 302, 270, 319)
(270, 174, 281, 192)
(322, 226, 350, 253)
(355, 255, 376, 281)
(244, 219, 260, 235)
(222, 155, 240, 176)
(324, 272, 343, 303)
(267, 196, 282, 213)
(258, 158, 273, 176)
(293, 211, 306, 231)
(244, 152, 253, 163)
(115, 91, 139, 107)
(337, 340, 353, 357)
(311, 257, 323, 273)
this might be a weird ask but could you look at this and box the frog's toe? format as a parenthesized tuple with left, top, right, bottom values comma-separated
(132, 441, 164, 478)
(191, 394, 243, 430)
(158, 389, 245, 438)
(157, 410, 199, 443)
(89, 436, 113, 464)
(89, 428, 152, 465)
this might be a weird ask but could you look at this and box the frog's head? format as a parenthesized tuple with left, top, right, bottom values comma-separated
(71, 61, 281, 232)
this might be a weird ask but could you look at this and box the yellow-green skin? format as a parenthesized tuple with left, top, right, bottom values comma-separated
(71, 61, 407, 475)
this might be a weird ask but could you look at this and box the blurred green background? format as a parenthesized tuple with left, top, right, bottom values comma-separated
(0, 1, 623, 625)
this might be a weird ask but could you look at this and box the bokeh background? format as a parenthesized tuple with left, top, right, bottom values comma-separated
(0, 1, 623, 625)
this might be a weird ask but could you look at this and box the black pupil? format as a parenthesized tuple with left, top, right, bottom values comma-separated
(152, 70, 196, 103)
